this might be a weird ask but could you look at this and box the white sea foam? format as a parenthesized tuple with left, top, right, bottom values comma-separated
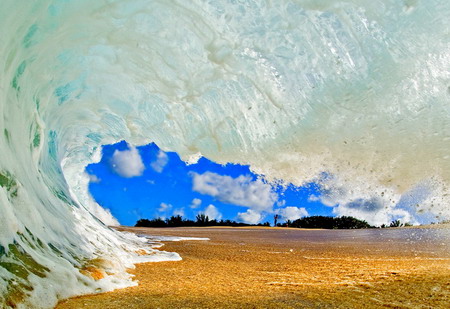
(139, 235, 210, 242)
(0, 0, 449, 307)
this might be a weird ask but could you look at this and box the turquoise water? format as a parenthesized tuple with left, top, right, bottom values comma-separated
(0, 0, 449, 307)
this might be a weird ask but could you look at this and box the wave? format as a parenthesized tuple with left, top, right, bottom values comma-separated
(0, 0, 449, 307)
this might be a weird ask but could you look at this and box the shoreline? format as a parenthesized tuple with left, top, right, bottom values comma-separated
(57, 226, 450, 308)
(120, 222, 450, 230)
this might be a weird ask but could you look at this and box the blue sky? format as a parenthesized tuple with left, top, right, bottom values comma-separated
(86, 142, 437, 227)
(85, 141, 333, 226)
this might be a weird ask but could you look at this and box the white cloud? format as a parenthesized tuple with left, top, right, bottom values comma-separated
(332, 202, 416, 227)
(394, 180, 450, 224)
(191, 172, 277, 212)
(203, 204, 222, 220)
(190, 198, 202, 209)
(277, 206, 308, 221)
(276, 200, 286, 207)
(311, 174, 430, 226)
(158, 202, 172, 212)
(151, 150, 169, 173)
(173, 208, 185, 217)
(308, 195, 320, 202)
(237, 209, 263, 224)
(310, 175, 402, 226)
(88, 174, 101, 183)
(110, 146, 145, 178)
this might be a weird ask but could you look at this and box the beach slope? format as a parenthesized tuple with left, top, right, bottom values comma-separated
(57, 226, 450, 308)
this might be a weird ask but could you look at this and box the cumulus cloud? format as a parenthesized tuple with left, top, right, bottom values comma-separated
(333, 202, 416, 227)
(191, 172, 277, 212)
(88, 174, 101, 183)
(151, 150, 169, 173)
(190, 198, 202, 209)
(173, 208, 185, 217)
(110, 146, 145, 178)
(309, 174, 439, 226)
(276, 200, 286, 207)
(276, 206, 308, 221)
(158, 202, 172, 212)
(308, 195, 320, 202)
(237, 209, 263, 224)
(203, 204, 222, 220)
(394, 180, 450, 224)
(310, 175, 403, 226)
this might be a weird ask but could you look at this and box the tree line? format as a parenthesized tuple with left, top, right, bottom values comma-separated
(135, 214, 271, 228)
(135, 214, 377, 229)
(277, 215, 374, 229)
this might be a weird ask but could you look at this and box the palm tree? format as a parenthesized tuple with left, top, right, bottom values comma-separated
(196, 213, 209, 226)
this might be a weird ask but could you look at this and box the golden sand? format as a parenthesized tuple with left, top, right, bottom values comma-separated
(57, 227, 450, 308)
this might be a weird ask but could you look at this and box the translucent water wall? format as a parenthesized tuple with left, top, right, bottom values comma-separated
(0, 0, 449, 307)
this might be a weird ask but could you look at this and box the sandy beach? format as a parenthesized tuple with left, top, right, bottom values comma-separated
(57, 226, 450, 308)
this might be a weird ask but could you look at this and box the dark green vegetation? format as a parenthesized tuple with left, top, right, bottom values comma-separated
(134, 215, 422, 229)
(380, 220, 413, 228)
(277, 216, 374, 229)
(135, 214, 271, 228)
(135, 214, 376, 229)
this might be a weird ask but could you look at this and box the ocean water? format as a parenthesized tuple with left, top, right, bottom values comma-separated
(0, 0, 449, 307)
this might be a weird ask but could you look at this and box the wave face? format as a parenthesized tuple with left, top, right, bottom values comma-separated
(0, 0, 449, 307)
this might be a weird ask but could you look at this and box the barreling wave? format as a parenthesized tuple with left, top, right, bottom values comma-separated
(0, 0, 449, 307)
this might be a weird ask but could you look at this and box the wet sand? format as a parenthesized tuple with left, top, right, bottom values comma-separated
(57, 226, 450, 308)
